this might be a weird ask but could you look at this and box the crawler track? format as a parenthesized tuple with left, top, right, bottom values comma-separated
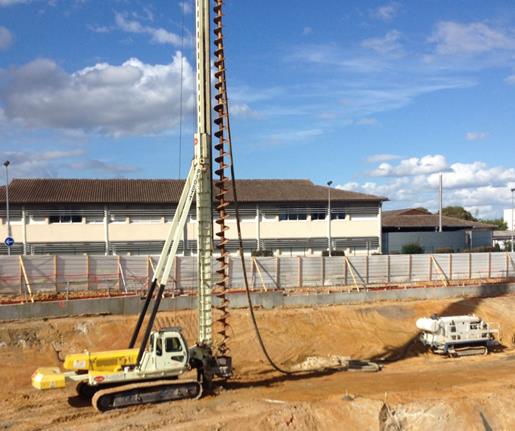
(91, 379, 202, 412)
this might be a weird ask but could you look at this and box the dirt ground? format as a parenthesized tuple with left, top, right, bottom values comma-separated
(1, 294, 515, 430)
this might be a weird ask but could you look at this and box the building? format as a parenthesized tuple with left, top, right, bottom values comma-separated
(0, 178, 386, 256)
(382, 208, 495, 253)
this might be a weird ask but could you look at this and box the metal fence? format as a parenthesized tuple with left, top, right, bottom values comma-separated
(1, 253, 514, 298)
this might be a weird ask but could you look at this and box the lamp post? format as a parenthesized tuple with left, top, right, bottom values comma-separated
(511, 187, 515, 253)
(3, 161, 11, 256)
(327, 180, 333, 257)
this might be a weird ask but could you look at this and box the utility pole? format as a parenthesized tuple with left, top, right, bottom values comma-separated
(438, 173, 443, 233)
(3, 161, 11, 256)
(195, 0, 213, 346)
(511, 187, 515, 253)
(327, 180, 333, 256)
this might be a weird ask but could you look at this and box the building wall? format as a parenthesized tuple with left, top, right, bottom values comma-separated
(0, 202, 382, 256)
(383, 231, 467, 253)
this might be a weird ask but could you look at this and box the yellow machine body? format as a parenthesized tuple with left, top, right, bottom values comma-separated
(64, 348, 139, 372)
(32, 367, 66, 390)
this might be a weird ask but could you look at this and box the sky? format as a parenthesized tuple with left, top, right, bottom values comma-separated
(1, 0, 515, 219)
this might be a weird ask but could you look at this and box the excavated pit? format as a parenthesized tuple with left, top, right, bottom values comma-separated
(1, 294, 515, 430)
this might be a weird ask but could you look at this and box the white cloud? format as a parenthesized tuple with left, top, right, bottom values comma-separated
(0, 149, 85, 177)
(302, 26, 313, 36)
(355, 117, 380, 126)
(340, 155, 515, 218)
(361, 30, 402, 55)
(427, 162, 515, 189)
(371, 3, 400, 22)
(265, 128, 324, 146)
(429, 21, 515, 55)
(0, 54, 195, 136)
(370, 155, 448, 177)
(179, 1, 193, 15)
(505, 74, 515, 85)
(68, 159, 138, 174)
(367, 154, 401, 163)
(465, 131, 488, 141)
(0, 0, 29, 5)
(0, 26, 12, 50)
(114, 12, 185, 47)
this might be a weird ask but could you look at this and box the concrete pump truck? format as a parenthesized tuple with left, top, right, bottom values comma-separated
(32, 0, 233, 411)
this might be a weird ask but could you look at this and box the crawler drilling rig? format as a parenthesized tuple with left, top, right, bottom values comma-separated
(32, 0, 234, 411)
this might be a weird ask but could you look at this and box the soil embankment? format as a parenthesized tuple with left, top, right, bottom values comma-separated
(1, 295, 515, 430)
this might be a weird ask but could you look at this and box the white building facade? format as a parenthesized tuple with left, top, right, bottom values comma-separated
(0, 179, 386, 256)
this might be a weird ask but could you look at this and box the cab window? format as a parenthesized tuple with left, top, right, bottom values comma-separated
(165, 337, 182, 352)
(156, 338, 163, 356)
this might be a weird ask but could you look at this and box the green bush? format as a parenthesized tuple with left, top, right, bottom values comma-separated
(401, 243, 424, 254)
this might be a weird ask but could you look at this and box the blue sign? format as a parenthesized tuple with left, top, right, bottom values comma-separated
(4, 236, 14, 247)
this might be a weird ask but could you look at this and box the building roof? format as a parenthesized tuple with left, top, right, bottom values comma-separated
(382, 208, 496, 230)
(0, 178, 387, 205)
(493, 230, 515, 240)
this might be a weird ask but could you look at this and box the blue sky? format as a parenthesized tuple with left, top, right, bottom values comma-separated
(1, 0, 515, 218)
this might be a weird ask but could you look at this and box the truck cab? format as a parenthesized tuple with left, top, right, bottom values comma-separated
(139, 327, 189, 373)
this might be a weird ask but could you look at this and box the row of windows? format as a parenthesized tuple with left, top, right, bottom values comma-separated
(2, 212, 376, 225)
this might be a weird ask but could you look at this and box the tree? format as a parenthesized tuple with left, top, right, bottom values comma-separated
(442, 206, 477, 221)
(478, 218, 508, 230)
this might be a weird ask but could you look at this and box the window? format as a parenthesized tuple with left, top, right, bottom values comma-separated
(5, 215, 23, 225)
(156, 338, 163, 356)
(86, 215, 104, 224)
(260, 212, 277, 222)
(331, 211, 346, 220)
(279, 211, 307, 221)
(29, 215, 46, 224)
(165, 337, 182, 352)
(109, 214, 126, 224)
(49, 215, 83, 224)
(310, 212, 326, 220)
(130, 215, 162, 224)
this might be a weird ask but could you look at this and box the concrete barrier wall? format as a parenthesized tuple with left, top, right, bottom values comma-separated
(2, 282, 514, 322)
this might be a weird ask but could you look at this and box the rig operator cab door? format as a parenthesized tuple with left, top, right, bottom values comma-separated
(151, 328, 189, 372)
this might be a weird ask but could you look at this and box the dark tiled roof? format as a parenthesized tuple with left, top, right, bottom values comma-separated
(0, 178, 386, 204)
(382, 208, 496, 230)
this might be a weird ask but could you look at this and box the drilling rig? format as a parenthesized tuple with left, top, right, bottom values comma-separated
(31, 0, 234, 411)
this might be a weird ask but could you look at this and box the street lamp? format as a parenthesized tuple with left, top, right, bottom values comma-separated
(3, 161, 11, 256)
(327, 180, 333, 257)
(511, 187, 515, 253)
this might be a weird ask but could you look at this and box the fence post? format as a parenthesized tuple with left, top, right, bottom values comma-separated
(54, 255, 58, 293)
(408, 254, 412, 283)
(86, 255, 90, 291)
(366, 255, 369, 285)
(297, 256, 303, 288)
(506, 253, 510, 279)
(276, 256, 280, 289)
(387, 255, 391, 284)
(488, 252, 492, 279)
(429, 254, 433, 282)
(321, 256, 325, 287)
(449, 254, 453, 281)
(468, 253, 472, 279)
(344, 256, 348, 286)
(116, 255, 121, 291)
